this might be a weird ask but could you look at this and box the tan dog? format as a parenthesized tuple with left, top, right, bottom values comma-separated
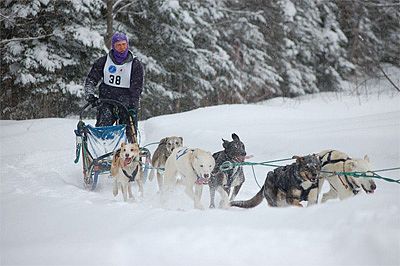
(308, 150, 377, 205)
(111, 142, 143, 201)
(149, 136, 183, 192)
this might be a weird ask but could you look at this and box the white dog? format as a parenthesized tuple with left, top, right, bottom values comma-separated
(309, 150, 377, 204)
(163, 147, 215, 209)
(111, 142, 143, 202)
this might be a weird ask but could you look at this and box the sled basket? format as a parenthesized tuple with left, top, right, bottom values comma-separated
(74, 99, 151, 191)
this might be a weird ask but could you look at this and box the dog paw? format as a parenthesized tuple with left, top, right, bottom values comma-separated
(219, 201, 230, 209)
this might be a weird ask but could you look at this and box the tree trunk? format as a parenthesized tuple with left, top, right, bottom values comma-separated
(105, 0, 114, 49)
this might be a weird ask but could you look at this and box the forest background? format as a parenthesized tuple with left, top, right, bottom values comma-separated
(1, 0, 399, 120)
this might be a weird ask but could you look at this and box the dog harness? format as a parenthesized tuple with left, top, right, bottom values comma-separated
(321, 151, 360, 195)
(320, 150, 351, 168)
(176, 148, 192, 160)
(122, 164, 139, 182)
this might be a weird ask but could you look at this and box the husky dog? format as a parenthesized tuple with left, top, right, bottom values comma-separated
(111, 142, 142, 201)
(149, 136, 183, 191)
(230, 154, 321, 208)
(163, 147, 215, 209)
(309, 150, 376, 204)
(209, 133, 247, 208)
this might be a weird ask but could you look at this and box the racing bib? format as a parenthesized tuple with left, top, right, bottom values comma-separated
(103, 54, 134, 88)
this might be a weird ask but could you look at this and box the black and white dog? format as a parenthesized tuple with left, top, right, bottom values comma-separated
(209, 133, 247, 208)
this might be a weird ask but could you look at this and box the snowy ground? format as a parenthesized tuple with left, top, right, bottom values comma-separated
(1, 70, 400, 266)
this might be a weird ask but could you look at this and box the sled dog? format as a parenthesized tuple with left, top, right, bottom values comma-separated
(308, 150, 376, 204)
(230, 154, 321, 208)
(163, 147, 215, 209)
(149, 136, 183, 192)
(209, 133, 247, 208)
(111, 142, 143, 201)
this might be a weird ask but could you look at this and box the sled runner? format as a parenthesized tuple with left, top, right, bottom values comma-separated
(74, 99, 151, 190)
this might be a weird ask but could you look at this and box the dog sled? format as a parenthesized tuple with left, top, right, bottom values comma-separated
(74, 99, 151, 190)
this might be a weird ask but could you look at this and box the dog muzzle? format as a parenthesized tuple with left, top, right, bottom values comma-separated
(195, 174, 210, 185)
(124, 157, 133, 167)
(195, 178, 209, 185)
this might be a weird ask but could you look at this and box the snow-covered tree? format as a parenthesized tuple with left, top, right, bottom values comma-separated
(278, 0, 354, 95)
(1, 0, 105, 119)
(337, 0, 399, 73)
(1, 0, 397, 120)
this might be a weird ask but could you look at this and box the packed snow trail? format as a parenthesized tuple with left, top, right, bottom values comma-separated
(1, 90, 399, 266)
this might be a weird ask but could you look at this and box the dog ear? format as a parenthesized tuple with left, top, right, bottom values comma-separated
(364, 155, 370, 162)
(292, 155, 303, 164)
(160, 137, 168, 145)
(222, 139, 229, 149)
(179, 137, 183, 144)
(232, 133, 240, 141)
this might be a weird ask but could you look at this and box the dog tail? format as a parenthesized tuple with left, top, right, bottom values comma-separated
(230, 187, 264, 208)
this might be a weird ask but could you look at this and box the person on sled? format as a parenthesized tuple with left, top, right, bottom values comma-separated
(84, 31, 144, 143)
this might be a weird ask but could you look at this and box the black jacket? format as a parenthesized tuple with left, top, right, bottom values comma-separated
(84, 50, 144, 108)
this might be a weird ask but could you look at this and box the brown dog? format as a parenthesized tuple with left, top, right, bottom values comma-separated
(149, 136, 183, 192)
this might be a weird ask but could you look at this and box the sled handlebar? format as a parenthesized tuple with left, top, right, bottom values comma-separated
(78, 99, 132, 120)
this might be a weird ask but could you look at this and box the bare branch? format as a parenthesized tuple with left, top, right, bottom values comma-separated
(112, 0, 125, 10)
(0, 33, 54, 45)
(113, 1, 136, 19)
(377, 65, 400, 92)
(0, 12, 13, 22)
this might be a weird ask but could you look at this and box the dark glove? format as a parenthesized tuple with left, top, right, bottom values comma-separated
(86, 94, 98, 106)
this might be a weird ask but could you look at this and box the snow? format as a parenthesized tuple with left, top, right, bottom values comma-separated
(282, 0, 296, 21)
(160, 0, 180, 12)
(1, 76, 400, 265)
(72, 26, 104, 49)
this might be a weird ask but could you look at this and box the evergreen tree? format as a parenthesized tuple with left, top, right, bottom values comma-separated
(0, 0, 397, 120)
(278, 0, 354, 95)
(0, 0, 104, 119)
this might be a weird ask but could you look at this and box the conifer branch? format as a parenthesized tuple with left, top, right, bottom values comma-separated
(0, 33, 53, 45)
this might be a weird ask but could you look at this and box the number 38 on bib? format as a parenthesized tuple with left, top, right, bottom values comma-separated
(103, 54, 134, 88)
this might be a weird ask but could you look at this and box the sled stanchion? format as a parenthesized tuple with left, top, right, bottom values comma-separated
(74, 142, 81, 163)
(92, 170, 100, 191)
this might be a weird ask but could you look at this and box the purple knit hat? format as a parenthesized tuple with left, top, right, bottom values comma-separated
(111, 32, 129, 64)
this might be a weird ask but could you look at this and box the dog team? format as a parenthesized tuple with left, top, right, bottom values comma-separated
(110, 133, 377, 209)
